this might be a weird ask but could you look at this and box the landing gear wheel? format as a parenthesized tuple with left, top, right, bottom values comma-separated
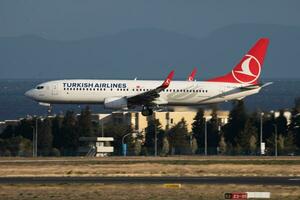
(142, 107, 153, 116)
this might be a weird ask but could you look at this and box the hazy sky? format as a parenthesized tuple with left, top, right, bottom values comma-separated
(1, 0, 299, 40)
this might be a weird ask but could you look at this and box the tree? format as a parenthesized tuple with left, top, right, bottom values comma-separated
(224, 100, 248, 147)
(52, 115, 63, 150)
(249, 135, 257, 155)
(144, 117, 164, 155)
(168, 118, 190, 155)
(15, 119, 34, 140)
(275, 110, 288, 136)
(262, 113, 276, 142)
(192, 109, 205, 153)
(289, 98, 300, 148)
(160, 137, 170, 156)
(61, 111, 78, 155)
(133, 139, 142, 156)
(4, 136, 32, 156)
(236, 119, 258, 154)
(0, 125, 15, 139)
(38, 118, 53, 156)
(78, 106, 94, 137)
(191, 137, 198, 154)
(207, 109, 220, 154)
(284, 132, 296, 154)
(277, 134, 285, 155)
(218, 135, 227, 155)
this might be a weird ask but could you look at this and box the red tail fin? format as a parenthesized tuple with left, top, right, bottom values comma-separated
(207, 38, 269, 84)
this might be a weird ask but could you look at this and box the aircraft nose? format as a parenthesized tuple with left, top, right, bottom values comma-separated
(24, 89, 34, 99)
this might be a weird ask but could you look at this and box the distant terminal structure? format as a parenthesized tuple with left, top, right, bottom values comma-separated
(0, 110, 292, 133)
(78, 137, 114, 157)
(0, 109, 293, 157)
(92, 110, 230, 133)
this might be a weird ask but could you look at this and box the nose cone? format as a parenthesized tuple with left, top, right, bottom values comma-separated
(25, 89, 35, 99)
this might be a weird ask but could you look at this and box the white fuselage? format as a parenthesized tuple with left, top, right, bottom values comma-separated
(25, 79, 261, 108)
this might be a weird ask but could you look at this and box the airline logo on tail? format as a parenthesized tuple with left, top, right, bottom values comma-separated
(207, 38, 269, 85)
(232, 54, 261, 84)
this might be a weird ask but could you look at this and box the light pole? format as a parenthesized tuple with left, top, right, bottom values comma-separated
(273, 124, 278, 157)
(31, 126, 35, 157)
(260, 112, 264, 155)
(122, 133, 132, 157)
(32, 117, 38, 157)
(154, 122, 157, 157)
(101, 119, 104, 137)
(204, 117, 207, 156)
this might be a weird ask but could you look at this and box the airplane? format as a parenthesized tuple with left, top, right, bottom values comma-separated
(25, 38, 271, 116)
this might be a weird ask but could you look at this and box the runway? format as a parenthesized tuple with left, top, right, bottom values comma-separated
(0, 176, 299, 186)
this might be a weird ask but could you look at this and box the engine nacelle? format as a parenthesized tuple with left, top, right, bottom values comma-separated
(104, 97, 128, 109)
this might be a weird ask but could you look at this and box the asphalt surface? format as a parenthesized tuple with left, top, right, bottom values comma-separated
(0, 176, 299, 185)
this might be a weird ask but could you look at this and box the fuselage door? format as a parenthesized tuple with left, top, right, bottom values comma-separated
(52, 84, 58, 96)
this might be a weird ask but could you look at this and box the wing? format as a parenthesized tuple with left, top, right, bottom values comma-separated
(127, 70, 174, 107)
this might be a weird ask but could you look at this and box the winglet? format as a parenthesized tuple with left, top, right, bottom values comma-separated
(161, 70, 175, 88)
(188, 68, 197, 81)
(261, 82, 273, 88)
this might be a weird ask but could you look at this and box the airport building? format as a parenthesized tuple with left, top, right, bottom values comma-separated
(0, 109, 292, 136)
(92, 110, 230, 133)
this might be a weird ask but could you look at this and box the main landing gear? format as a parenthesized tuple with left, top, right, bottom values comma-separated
(141, 106, 153, 116)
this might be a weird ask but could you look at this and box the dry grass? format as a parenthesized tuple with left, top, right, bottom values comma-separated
(0, 184, 299, 200)
(0, 156, 299, 177)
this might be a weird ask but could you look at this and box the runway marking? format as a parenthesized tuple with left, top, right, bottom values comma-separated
(288, 178, 300, 181)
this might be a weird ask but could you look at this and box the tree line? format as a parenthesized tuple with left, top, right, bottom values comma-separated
(1, 98, 300, 156)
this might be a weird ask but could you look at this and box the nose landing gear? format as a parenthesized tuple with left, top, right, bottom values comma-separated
(38, 102, 52, 115)
(47, 105, 53, 115)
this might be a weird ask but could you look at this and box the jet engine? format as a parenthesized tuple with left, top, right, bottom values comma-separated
(104, 97, 128, 109)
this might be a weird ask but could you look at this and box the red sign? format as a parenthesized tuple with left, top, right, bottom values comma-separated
(224, 192, 248, 199)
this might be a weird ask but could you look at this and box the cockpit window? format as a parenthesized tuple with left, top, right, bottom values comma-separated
(36, 86, 44, 90)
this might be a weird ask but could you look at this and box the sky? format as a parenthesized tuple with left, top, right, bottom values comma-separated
(1, 0, 300, 40)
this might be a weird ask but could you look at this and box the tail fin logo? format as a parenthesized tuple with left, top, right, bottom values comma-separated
(232, 54, 261, 84)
